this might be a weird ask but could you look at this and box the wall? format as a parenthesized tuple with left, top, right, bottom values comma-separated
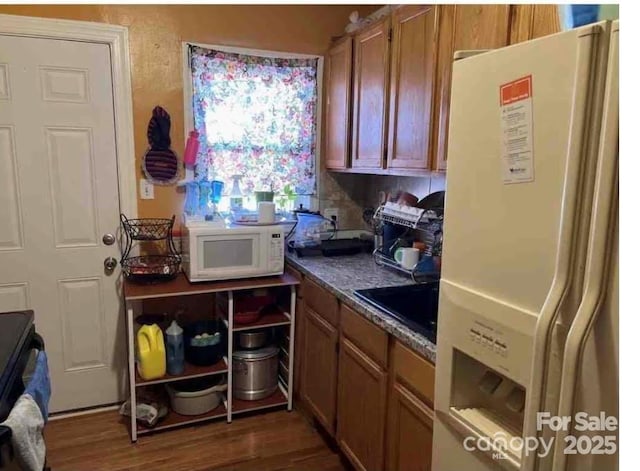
(0, 4, 377, 219)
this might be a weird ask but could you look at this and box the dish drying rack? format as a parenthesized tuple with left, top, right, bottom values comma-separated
(373, 201, 442, 229)
(372, 202, 443, 283)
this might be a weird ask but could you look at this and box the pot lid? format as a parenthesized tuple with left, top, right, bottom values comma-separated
(232, 346, 278, 360)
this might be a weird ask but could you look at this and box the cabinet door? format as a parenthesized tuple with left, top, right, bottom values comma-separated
(432, 5, 511, 171)
(386, 381, 435, 471)
(337, 337, 387, 471)
(509, 4, 561, 44)
(352, 18, 391, 170)
(387, 5, 438, 170)
(325, 37, 353, 170)
(302, 306, 339, 435)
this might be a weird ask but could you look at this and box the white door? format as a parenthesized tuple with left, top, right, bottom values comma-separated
(0, 35, 125, 412)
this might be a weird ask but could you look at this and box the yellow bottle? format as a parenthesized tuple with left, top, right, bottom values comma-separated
(136, 324, 166, 380)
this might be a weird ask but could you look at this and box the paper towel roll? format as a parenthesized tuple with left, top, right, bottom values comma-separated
(258, 202, 276, 223)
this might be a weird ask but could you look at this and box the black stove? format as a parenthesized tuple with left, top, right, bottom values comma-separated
(353, 282, 439, 344)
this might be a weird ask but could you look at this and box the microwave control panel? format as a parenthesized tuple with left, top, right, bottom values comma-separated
(269, 232, 284, 270)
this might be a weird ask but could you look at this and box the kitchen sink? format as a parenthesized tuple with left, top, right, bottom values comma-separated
(353, 282, 439, 344)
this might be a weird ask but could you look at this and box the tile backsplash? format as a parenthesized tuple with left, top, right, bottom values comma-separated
(316, 169, 447, 230)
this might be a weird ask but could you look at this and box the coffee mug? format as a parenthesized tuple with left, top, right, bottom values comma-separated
(394, 247, 420, 270)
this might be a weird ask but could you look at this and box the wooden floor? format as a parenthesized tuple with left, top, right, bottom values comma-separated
(45, 409, 348, 471)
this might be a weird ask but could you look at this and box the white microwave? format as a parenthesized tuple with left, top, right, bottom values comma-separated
(181, 220, 284, 282)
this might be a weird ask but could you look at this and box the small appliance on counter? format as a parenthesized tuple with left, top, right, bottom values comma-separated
(181, 215, 284, 282)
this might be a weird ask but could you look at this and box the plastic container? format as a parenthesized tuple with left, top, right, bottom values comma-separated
(165, 376, 227, 415)
(137, 324, 166, 380)
(211, 180, 224, 205)
(165, 320, 184, 376)
(184, 182, 199, 216)
(254, 191, 274, 203)
(198, 181, 211, 217)
(183, 130, 200, 166)
(234, 290, 277, 325)
(184, 319, 227, 366)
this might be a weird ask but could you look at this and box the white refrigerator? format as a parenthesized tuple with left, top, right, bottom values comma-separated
(433, 20, 618, 471)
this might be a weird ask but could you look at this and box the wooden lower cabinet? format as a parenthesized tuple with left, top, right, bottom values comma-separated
(386, 381, 435, 471)
(337, 337, 387, 471)
(301, 306, 339, 435)
(296, 278, 436, 471)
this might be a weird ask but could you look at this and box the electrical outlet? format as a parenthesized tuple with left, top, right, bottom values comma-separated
(323, 208, 339, 231)
(140, 179, 154, 199)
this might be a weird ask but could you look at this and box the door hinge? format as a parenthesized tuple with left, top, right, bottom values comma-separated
(388, 28, 393, 42)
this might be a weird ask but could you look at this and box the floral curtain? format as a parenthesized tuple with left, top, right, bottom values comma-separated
(190, 45, 318, 195)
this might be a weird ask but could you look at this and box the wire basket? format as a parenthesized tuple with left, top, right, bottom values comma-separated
(121, 255, 181, 283)
(120, 213, 181, 283)
(120, 214, 175, 241)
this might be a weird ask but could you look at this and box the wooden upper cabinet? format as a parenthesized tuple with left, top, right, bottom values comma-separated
(509, 4, 561, 44)
(352, 18, 391, 170)
(387, 5, 438, 171)
(325, 37, 353, 170)
(432, 5, 511, 171)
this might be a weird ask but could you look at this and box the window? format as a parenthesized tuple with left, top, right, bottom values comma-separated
(187, 44, 320, 210)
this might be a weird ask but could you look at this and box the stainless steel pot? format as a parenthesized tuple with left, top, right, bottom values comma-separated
(236, 330, 269, 349)
(232, 346, 278, 401)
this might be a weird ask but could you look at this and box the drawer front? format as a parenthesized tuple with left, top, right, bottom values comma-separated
(341, 304, 388, 368)
(303, 278, 339, 327)
(393, 340, 435, 406)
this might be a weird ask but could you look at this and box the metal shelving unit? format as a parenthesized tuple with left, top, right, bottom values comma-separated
(123, 273, 298, 442)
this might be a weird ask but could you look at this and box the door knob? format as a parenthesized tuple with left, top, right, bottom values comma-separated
(102, 233, 116, 245)
(104, 257, 118, 272)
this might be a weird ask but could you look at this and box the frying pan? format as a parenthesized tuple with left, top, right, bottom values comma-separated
(416, 191, 445, 217)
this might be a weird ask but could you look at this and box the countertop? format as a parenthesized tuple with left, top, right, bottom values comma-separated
(285, 252, 437, 363)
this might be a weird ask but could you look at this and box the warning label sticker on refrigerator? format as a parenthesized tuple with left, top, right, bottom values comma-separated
(500, 75, 534, 184)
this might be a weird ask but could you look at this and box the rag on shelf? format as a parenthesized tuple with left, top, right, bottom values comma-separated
(0, 350, 51, 471)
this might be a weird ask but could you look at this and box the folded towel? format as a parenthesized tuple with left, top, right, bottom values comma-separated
(0, 394, 45, 471)
(25, 351, 51, 422)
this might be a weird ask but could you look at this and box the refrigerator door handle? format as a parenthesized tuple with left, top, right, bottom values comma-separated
(520, 29, 597, 471)
(552, 21, 618, 471)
